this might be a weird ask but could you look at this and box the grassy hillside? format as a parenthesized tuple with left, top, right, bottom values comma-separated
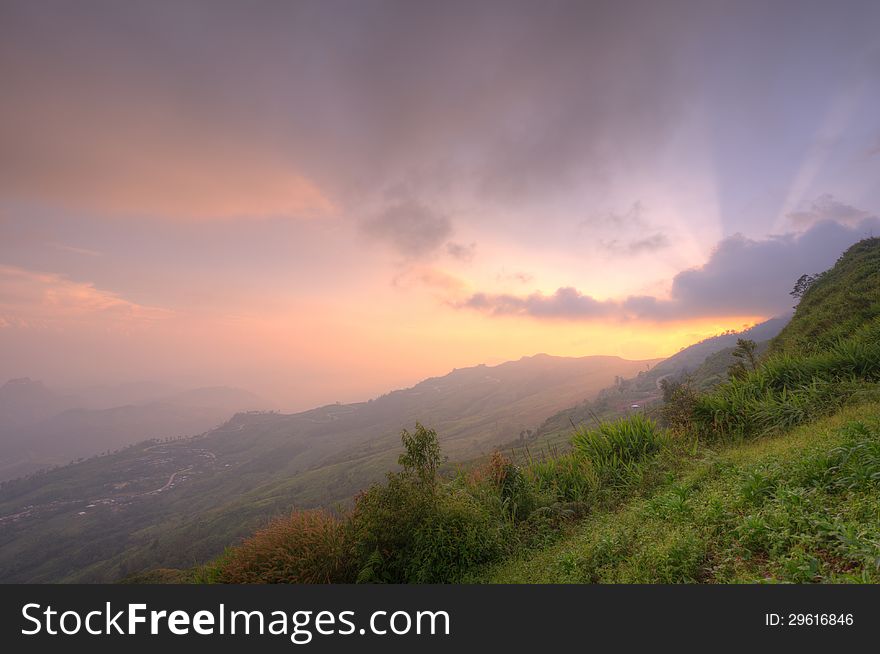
(487, 237, 880, 583)
(530, 316, 788, 449)
(186, 237, 880, 585)
(0, 354, 654, 582)
(487, 402, 880, 583)
(771, 237, 880, 354)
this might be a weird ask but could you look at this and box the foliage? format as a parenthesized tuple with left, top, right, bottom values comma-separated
(570, 415, 666, 488)
(475, 451, 536, 521)
(727, 338, 759, 380)
(659, 377, 700, 430)
(487, 406, 880, 584)
(790, 272, 825, 303)
(214, 510, 353, 583)
(350, 472, 508, 583)
(398, 422, 445, 487)
(687, 338, 880, 441)
(772, 237, 880, 354)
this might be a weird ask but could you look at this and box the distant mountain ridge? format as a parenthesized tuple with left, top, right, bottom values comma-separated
(532, 315, 791, 442)
(0, 383, 267, 482)
(649, 315, 791, 378)
(0, 353, 657, 582)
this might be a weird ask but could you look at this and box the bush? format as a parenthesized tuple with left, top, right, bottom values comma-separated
(526, 452, 598, 502)
(350, 424, 508, 582)
(659, 378, 699, 430)
(475, 451, 537, 521)
(216, 510, 353, 583)
(351, 475, 508, 583)
(571, 415, 666, 487)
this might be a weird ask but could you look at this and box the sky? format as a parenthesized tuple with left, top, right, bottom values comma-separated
(1, 0, 880, 410)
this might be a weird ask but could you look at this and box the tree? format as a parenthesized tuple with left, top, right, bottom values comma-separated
(398, 423, 445, 487)
(727, 338, 758, 380)
(790, 272, 824, 306)
(659, 376, 698, 430)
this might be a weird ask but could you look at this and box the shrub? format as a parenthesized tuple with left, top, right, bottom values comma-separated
(216, 510, 353, 583)
(470, 451, 537, 522)
(350, 424, 508, 583)
(526, 452, 598, 502)
(398, 422, 445, 487)
(659, 378, 699, 430)
(571, 415, 666, 487)
(351, 475, 507, 583)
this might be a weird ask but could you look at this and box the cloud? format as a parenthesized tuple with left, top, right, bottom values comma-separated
(446, 241, 476, 262)
(787, 194, 872, 228)
(1, 137, 334, 220)
(627, 233, 671, 253)
(392, 265, 468, 295)
(50, 243, 103, 257)
(459, 218, 880, 322)
(463, 287, 617, 319)
(0, 265, 170, 328)
(361, 201, 452, 256)
(495, 270, 534, 285)
(583, 202, 671, 255)
(0, 1, 718, 217)
(601, 232, 671, 255)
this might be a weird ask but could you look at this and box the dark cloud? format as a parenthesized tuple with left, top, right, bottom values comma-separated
(463, 287, 617, 319)
(446, 241, 476, 262)
(3, 1, 879, 225)
(787, 194, 872, 228)
(460, 218, 880, 321)
(0, 1, 721, 211)
(361, 201, 452, 256)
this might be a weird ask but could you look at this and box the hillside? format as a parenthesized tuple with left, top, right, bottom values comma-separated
(531, 316, 789, 447)
(770, 237, 880, 353)
(0, 354, 655, 582)
(0, 379, 78, 432)
(181, 237, 880, 586)
(0, 384, 265, 482)
(486, 237, 880, 583)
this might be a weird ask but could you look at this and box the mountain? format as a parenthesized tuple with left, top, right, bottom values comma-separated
(0, 354, 656, 582)
(64, 381, 180, 411)
(770, 237, 880, 354)
(649, 315, 791, 378)
(0, 384, 267, 482)
(0, 378, 78, 431)
(159, 386, 264, 409)
(531, 315, 790, 444)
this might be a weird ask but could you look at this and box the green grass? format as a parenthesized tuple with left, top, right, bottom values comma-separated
(484, 402, 880, 583)
(771, 237, 880, 355)
(689, 338, 880, 441)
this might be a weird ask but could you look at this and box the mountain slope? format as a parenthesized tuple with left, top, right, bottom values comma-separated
(531, 315, 790, 444)
(486, 238, 880, 584)
(0, 378, 78, 431)
(0, 354, 655, 582)
(770, 236, 880, 354)
(0, 385, 266, 482)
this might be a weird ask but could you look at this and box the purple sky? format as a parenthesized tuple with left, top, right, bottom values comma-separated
(1, 1, 879, 409)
